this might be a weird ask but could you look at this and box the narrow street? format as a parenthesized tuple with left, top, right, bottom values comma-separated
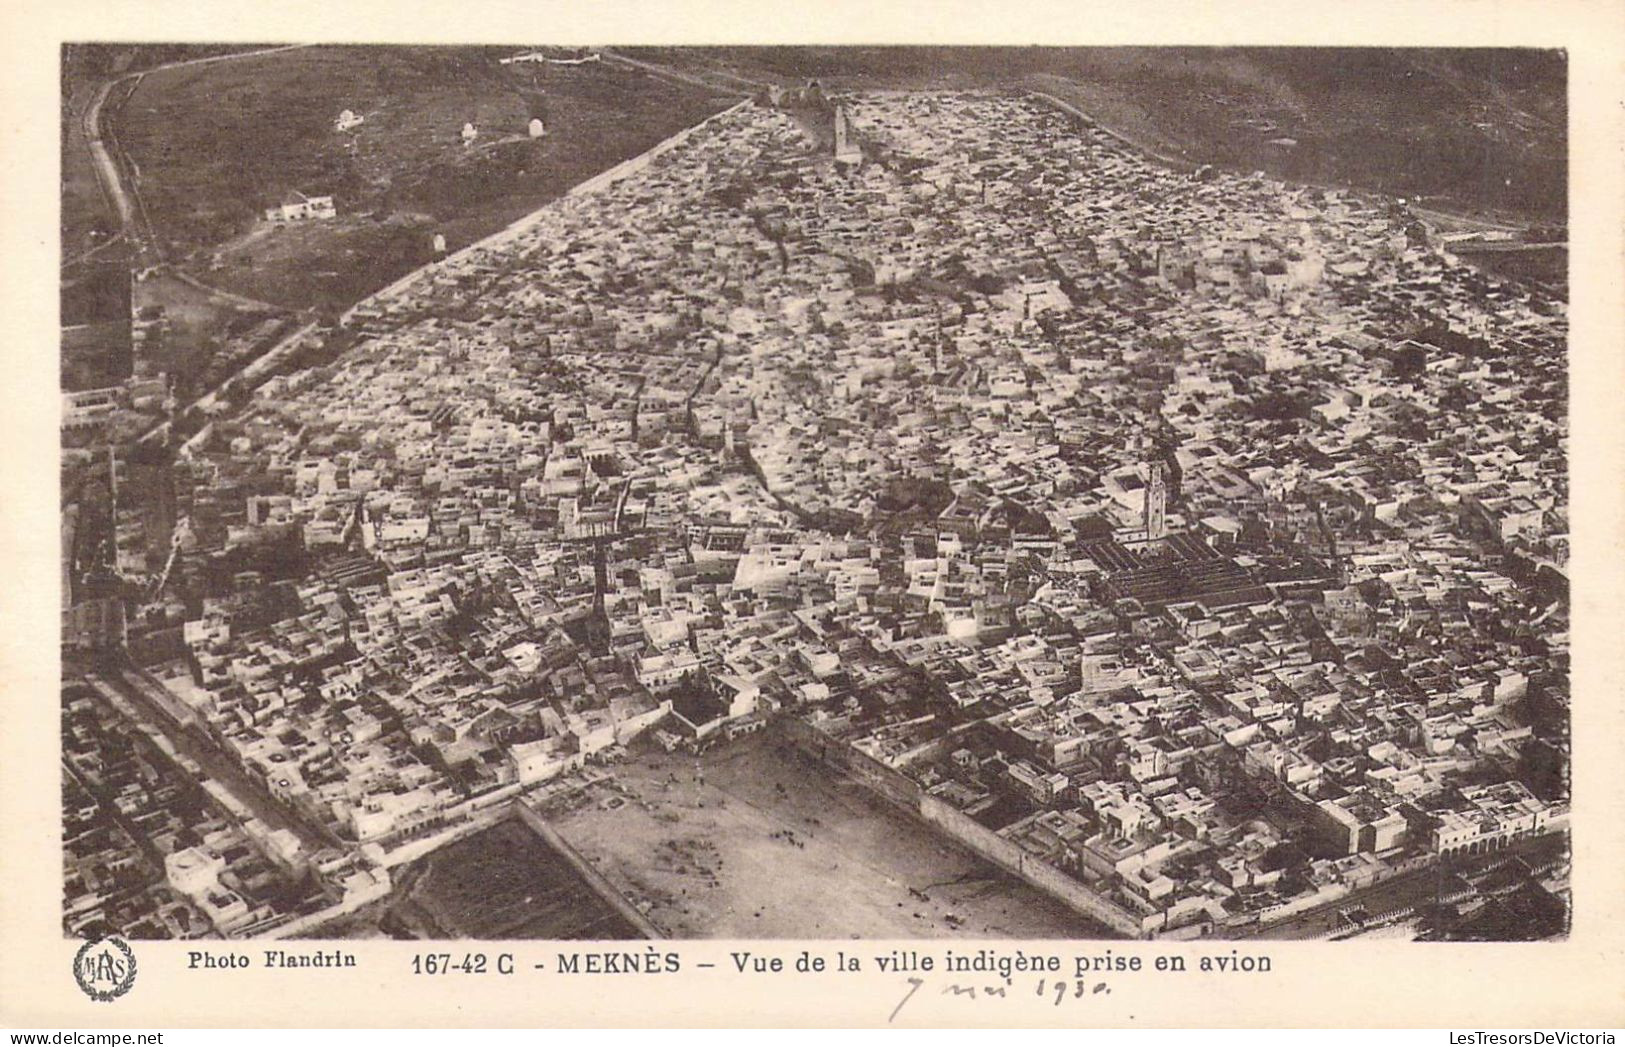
(73, 660, 342, 853)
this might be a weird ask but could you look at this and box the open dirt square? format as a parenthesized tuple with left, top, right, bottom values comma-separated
(545, 727, 1109, 939)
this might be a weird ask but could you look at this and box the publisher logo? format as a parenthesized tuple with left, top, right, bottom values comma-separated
(73, 935, 137, 1002)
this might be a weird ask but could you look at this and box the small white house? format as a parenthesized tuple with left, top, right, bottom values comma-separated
(264, 192, 336, 224)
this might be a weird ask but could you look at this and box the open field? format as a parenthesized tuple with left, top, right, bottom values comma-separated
(61, 45, 289, 265)
(61, 318, 130, 392)
(385, 818, 644, 940)
(114, 46, 740, 313)
(545, 727, 1109, 939)
(1457, 246, 1567, 290)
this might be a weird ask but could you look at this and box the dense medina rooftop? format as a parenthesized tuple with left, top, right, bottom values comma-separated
(81, 90, 1568, 939)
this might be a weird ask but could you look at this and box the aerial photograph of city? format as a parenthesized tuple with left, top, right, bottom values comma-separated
(60, 44, 1569, 944)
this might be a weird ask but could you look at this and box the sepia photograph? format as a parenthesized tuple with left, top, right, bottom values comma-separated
(56, 39, 1574, 951)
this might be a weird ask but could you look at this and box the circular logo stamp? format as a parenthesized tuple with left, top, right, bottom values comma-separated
(73, 935, 137, 1002)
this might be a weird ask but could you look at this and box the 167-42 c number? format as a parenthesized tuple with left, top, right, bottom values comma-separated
(411, 952, 515, 975)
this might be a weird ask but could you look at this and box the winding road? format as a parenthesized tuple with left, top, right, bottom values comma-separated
(77, 44, 314, 270)
(70, 45, 324, 450)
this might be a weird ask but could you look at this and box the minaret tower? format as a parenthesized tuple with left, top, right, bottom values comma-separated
(834, 104, 862, 166)
(1145, 460, 1168, 540)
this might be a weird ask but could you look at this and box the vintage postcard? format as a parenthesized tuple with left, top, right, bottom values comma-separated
(2, 0, 1622, 1030)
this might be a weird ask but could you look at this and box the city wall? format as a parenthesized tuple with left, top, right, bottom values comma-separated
(777, 717, 1144, 938)
(348, 98, 753, 324)
(370, 784, 524, 870)
(778, 715, 920, 811)
(1026, 90, 1199, 174)
(916, 792, 1143, 938)
(256, 872, 393, 941)
(514, 801, 664, 939)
